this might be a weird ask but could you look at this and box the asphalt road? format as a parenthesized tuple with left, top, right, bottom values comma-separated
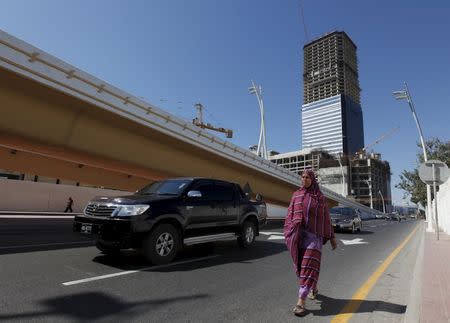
(0, 216, 422, 322)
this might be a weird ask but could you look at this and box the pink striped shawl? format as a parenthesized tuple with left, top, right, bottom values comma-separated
(283, 170, 334, 276)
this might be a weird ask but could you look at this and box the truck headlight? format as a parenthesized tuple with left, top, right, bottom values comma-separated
(112, 205, 150, 217)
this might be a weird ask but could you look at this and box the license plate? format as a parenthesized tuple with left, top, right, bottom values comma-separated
(80, 224, 92, 234)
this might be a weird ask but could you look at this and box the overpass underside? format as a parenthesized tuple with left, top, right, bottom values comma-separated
(0, 68, 299, 206)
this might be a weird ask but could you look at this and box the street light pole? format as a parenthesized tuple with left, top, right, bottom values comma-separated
(248, 81, 268, 160)
(364, 179, 373, 209)
(335, 153, 346, 196)
(393, 83, 433, 232)
(378, 190, 386, 213)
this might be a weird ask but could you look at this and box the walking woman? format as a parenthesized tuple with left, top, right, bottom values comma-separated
(284, 169, 337, 317)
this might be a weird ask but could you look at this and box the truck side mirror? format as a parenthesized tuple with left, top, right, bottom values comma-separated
(255, 194, 263, 202)
(187, 190, 202, 198)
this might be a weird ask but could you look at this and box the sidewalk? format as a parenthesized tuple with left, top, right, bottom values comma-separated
(421, 230, 450, 322)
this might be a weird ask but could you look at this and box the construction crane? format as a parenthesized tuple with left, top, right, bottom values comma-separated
(299, 0, 309, 42)
(356, 126, 400, 156)
(192, 103, 233, 138)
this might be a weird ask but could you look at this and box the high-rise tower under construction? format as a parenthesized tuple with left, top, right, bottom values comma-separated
(301, 31, 364, 155)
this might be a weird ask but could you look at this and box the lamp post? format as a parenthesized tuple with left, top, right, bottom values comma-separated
(393, 82, 433, 232)
(335, 153, 346, 196)
(248, 81, 268, 160)
(378, 190, 386, 213)
(364, 179, 373, 209)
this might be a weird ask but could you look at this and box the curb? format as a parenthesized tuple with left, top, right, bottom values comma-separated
(403, 222, 425, 323)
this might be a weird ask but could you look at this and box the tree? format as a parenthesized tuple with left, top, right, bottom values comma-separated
(396, 138, 450, 207)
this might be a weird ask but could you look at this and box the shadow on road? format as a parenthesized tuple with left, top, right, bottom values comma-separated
(0, 239, 94, 255)
(0, 218, 94, 255)
(0, 291, 209, 322)
(307, 294, 406, 317)
(92, 239, 287, 272)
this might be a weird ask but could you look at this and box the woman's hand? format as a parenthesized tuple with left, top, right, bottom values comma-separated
(331, 238, 337, 250)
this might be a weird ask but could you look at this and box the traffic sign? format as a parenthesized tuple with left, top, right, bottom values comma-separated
(418, 160, 449, 186)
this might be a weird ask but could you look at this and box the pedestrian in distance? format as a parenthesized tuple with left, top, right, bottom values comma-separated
(284, 169, 337, 317)
(64, 197, 73, 213)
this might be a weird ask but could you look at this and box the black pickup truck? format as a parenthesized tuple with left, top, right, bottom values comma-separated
(73, 178, 267, 264)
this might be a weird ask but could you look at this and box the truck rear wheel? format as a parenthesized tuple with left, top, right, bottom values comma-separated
(143, 224, 180, 265)
(238, 220, 256, 248)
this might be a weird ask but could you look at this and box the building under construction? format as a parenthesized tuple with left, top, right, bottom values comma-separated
(303, 31, 360, 105)
(269, 149, 335, 175)
(270, 149, 392, 212)
(351, 152, 392, 212)
(302, 31, 364, 155)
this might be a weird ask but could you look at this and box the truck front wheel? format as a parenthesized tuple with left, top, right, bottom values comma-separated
(143, 224, 180, 265)
(238, 220, 257, 248)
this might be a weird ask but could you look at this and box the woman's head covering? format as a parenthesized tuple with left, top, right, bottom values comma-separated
(301, 169, 321, 196)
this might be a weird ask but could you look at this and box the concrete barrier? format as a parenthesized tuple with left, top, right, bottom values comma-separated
(0, 179, 130, 213)
(436, 178, 450, 234)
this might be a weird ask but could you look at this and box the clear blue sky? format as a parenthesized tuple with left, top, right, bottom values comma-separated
(1, 0, 449, 205)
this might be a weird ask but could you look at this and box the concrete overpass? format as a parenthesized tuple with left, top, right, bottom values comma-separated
(0, 29, 376, 215)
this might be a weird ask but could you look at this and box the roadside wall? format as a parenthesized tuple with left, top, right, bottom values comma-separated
(436, 178, 450, 234)
(266, 203, 288, 219)
(0, 179, 130, 212)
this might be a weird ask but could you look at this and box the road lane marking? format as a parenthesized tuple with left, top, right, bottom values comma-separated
(340, 238, 368, 245)
(260, 231, 283, 235)
(331, 224, 420, 323)
(267, 235, 285, 240)
(62, 254, 220, 286)
(0, 241, 93, 250)
(260, 231, 285, 240)
(0, 215, 74, 219)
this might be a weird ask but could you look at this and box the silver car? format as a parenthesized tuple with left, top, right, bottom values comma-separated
(330, 207, 362, 233)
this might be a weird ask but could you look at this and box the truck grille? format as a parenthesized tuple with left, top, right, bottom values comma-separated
(85, 203, 117, 217)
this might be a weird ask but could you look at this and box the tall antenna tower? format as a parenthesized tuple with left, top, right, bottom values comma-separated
(248, 81, 269, 160)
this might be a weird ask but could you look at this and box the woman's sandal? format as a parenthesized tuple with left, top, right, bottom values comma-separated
(292, 305, 307, 317)
(308, 288, 318, 300)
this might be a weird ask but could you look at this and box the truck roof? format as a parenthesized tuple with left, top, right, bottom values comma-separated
(165, 177, 239, 185)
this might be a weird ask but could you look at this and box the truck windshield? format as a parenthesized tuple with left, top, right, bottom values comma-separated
(137, 179, 192, 196)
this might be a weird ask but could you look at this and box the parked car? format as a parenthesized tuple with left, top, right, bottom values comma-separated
(73, 178, 267, 264)
(387, 212, 402, 221)
(330, 207, 362, 233)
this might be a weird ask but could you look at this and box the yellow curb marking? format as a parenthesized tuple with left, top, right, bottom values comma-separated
(331, 224, 420, 323)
